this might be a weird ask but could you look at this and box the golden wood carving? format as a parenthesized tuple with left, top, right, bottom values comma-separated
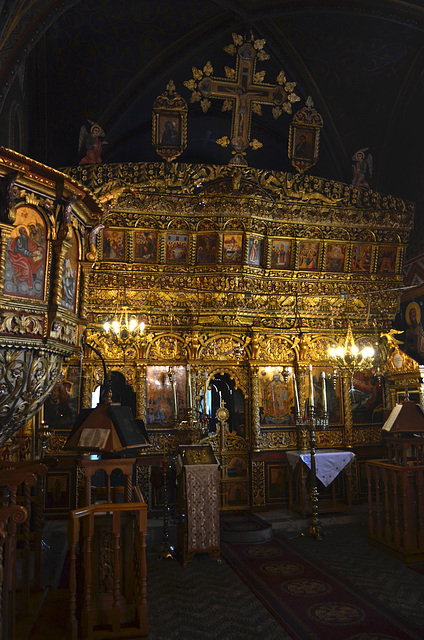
(352, 426, 382, 446)
(0, 348, 62, 445)
(249, 364, 260, 450)
(135, 364, 147, 421)
(56, 158, 417, 509)
(146, 335, 186, 361)
(0, 313, 43, 335)
(184, 33, 299, 165)
(258, 430, 296, 450)
(251, 460, 266, 507)
(342, 371, 353, 448)
(152, 80, 187, 162)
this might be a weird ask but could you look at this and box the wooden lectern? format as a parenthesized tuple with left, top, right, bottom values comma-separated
(176, 444, 221, 567)
(367, 397, 424, 563)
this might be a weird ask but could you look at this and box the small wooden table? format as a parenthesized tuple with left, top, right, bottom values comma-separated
(286, 449, 355, 517)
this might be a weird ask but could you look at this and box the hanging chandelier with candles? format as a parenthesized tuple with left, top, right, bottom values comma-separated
(102, 278, 147, 347)
(328, 321, 377, 389)
(103, 308, 145, 347)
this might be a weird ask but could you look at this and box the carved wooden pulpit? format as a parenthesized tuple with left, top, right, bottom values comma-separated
(367, 397, 424, 563)
(176, 444, 220, 567)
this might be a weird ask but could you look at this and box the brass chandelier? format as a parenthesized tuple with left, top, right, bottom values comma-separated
(103, 309, 145, 347)
(328, 321, 377, 389)
(103, 281, 146, 347)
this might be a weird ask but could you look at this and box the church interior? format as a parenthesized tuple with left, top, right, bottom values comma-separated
(1, 1, 424, 638)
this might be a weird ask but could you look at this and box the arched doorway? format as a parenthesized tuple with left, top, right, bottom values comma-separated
(206, 373, 246, 439)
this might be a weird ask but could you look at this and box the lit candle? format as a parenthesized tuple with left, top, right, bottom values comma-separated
(321, 371, 327, 414)
(292, 370, 300, 417)
(169, 367, 178, 421)
(309, 364, 315, 411)
(186, 364, 192, 410)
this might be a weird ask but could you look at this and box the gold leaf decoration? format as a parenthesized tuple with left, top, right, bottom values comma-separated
(224, 44, 237, 55)
(190, 91, 201, 103)
(224, 66, 236, 80)
(272, 106, 282, 119)
(183, 79, 197, 91)
(284, 81, 297, 92)
(254, 38, 266, 50)
(222, 99, 233, 112)
(252, 103, 262, 116)
(203, 61, 214, 76)
(277, 70, 286, 85)
(288, 92, 301, 103)
(257, 49, 270, 61)
(250, 139, 263, 150)
(200, 98, 211, 113)
(216, 136, 230, 147)
(192, 66, 203, 81)
(253, 71, 266, 83)
(282, 102, 293, 114)
(232, 33, 243, 46)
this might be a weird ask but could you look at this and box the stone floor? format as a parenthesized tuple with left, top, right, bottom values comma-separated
(15, 503, 424, 639)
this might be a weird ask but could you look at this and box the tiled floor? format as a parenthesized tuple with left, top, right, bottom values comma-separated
(16, 503, 424, 639)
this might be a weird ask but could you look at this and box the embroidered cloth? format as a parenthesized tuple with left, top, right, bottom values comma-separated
(286, 449, 355, 487)
(185, 463, 220, 551)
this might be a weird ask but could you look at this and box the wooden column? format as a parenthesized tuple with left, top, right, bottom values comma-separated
(135, 364, 147, 421)
(250, 365, 260, 451)
(342, 370, 353, 448)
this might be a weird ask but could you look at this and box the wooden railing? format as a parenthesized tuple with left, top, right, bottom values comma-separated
(0, 505, 27, 640)
(0, 460, 51, 590)
(366, 459, 424, 563)
(0, 461, 49, 640)
(68, 486, 148, 640)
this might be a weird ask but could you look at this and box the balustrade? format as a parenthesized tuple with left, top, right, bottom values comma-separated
(366, 460, 424, 563)
(68, 485, 147, 639)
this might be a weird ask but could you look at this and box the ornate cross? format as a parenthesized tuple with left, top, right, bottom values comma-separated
(185, 33, 300, 165)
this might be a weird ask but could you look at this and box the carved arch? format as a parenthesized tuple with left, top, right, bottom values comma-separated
(197, 218, 218, 231)
(223, 218, 246, 231)
(167, 218, 190, 230)
(134, 215, 159, 229)
(207, 367, 248, 398)
(145, 333, 187, 361)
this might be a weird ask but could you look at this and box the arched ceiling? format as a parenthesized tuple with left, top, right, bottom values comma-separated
(0, 0, 423, 201)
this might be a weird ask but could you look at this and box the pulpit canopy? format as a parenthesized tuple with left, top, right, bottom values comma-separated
(64, 402, 149, 453)
(382, 399, 424, 466)
(382, 400, 424, 435)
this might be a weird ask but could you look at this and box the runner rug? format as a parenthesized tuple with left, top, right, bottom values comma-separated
(221, 532, 423, 640)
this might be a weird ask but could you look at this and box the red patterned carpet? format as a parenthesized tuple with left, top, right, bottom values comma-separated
(221, 532, 424, 640)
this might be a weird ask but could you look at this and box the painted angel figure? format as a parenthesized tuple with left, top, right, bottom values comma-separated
(351, 148, 373, 188)
(78, 121, 107, 165)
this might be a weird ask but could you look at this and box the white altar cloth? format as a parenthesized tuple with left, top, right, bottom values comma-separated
(286, 449, 355, 487)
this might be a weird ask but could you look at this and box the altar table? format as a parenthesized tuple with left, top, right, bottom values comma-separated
(286, 449, 355, 516)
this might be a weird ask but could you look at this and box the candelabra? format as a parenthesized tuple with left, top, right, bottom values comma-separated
(328, 321, 376, 392)
(37, 420, 51, 459)
(103, 280, 146, 348)
(157, 437, 175, 560)
(291, 366, 327, 540)
(103, 307, 146, 347)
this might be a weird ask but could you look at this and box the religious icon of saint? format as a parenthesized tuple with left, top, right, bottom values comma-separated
(78, 121, 107, 165)
(351, 148, 373, 188)
(161, 120, 179, 146)
(8, 225, 44, 293)
(404, 302, 424, 362)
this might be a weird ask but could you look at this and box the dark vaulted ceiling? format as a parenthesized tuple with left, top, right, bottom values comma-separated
(0, 0, 423, 252)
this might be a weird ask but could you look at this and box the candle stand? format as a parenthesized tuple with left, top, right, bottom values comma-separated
(157, 454, 175, 560)
(302, 407, 323, 540)
(293, 369, 329, 540)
